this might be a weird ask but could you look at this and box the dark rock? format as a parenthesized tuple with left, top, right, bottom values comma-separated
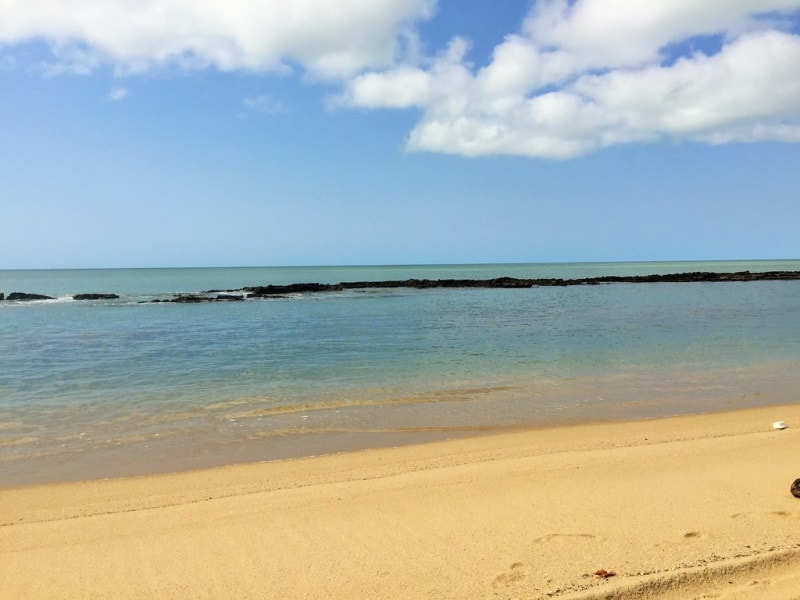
(120, 269, 800, 306)
(0, 292, 4, 301)
(169, 294, 245, 303)
(237, 271, 800, 297)
(7, 292, 55, 301)
(244, 282, 341, 297)
(171, 295, 207, 303)
(73, 293, 120, 300)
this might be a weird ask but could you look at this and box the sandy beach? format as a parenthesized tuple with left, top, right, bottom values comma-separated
(2, 403, 800, 599)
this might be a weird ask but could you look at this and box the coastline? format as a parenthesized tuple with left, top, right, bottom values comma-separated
(4, 359, 798, 489)
(4, 262, 799, 493)
(3, 403, 800, 599)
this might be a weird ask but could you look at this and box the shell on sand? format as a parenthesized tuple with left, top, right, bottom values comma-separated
(791, 478, 800, 498)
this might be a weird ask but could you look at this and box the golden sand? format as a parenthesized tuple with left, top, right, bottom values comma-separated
(2, 404, 800, 599)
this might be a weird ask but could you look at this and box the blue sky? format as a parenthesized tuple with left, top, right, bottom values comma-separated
(1, 0, 799, 269)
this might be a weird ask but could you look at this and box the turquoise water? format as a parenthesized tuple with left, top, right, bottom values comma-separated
(1, 261, 799, 486)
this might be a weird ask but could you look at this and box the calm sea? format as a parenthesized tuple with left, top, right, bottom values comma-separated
(2, 260, 799, 486)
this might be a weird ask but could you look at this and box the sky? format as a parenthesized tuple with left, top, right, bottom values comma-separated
(1, 0, 799, 269)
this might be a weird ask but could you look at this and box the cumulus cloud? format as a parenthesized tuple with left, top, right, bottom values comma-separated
(341, 0, 800, 158)
(0, 0, 434, 78)
(3, 0, 799, 158)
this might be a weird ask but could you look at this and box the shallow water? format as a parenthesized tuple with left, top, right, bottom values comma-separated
(1, 260, 799, 486)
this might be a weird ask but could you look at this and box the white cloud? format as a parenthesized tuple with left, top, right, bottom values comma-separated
(338, 37, 468, 109)
(243, 94, 287, 115)
(573, 31, 800, 139)
(342, 0, 800, 158)
(106, 86, 129, 101)
(3, 0, 799, 158)
(0, 0, 435, 78)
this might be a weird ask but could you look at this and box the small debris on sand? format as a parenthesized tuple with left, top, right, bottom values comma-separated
(593, 569, 616, 578)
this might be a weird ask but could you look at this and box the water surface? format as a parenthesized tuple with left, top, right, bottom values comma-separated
(1, 260, 798, 486)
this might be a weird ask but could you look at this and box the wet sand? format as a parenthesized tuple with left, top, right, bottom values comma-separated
(2, 403, 800, 599)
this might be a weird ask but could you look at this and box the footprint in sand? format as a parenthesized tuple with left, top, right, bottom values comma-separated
(493, 562, 530, 588)
(731, 510, 794, 520)
(492, 535, 598, 589)
(683, 531, 708, 540)
(533, 532, 599, 543)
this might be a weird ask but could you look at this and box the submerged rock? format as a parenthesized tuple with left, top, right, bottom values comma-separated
(172, 295, 207, 303)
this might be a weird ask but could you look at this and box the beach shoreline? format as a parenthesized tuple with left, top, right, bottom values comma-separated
(3, 403, 800, 598)
(4, 359, 799, 490)
(4, 262, 799, 494)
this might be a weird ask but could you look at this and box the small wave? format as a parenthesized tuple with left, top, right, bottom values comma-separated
(0, 435, 38, 447)
(220, 386, 519, 421)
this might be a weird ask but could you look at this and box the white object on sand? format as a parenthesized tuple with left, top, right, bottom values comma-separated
(772, 421, 787, 430)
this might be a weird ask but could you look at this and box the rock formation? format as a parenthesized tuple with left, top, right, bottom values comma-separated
(6, 292, 55, 301)
(9, 270, 800, 304)
(73, 293, 120, 300)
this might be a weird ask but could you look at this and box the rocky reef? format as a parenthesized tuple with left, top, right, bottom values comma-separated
(4, 292, 55, 301)
(73, 293, 120, 300)
(0, 292, 120, 302)
(3, 270, 799, 304)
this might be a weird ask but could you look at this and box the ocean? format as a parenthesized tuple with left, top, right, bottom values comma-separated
(2, 260, 799, 487)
